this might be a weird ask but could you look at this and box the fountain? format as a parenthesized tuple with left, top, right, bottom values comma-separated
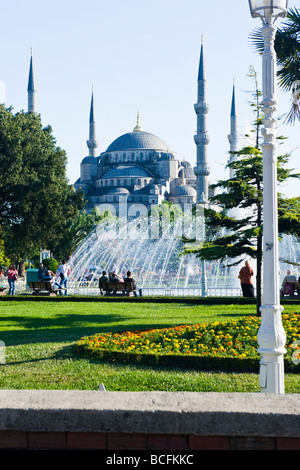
(67, 206, 243, 296)
(67, 205, 300, 297)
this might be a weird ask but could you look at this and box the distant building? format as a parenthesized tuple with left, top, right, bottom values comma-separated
(74, 41, 217, 216)
(75, 105, 198, 215)
(24, 43, 238, 216)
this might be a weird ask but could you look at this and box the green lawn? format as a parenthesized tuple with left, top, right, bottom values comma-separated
(0, 299, 299, 393)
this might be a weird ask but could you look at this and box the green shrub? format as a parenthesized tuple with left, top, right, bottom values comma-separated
(42, 258, 59, 273)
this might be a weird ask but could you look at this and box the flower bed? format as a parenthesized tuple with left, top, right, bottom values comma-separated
(76, 313, 300, 372)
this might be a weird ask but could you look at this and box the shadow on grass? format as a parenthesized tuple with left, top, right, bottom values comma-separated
(52, 342, 255, 376)
(3, 340, 220, 376)
(0, 315, 212, 346)
(0, 307, 254, 347)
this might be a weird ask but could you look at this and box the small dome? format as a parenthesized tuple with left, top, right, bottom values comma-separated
(107, 187, 129, 195)
(178, 167, 196, 180)
(181, 160, 192, 168)
(81, 156, 97, 164)
(172, 184, 197, 197)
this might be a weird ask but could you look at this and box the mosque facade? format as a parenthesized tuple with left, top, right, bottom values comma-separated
(74, 41, 212, 216)
(26, 43, 238, 217)
(74, 108, 198, 214)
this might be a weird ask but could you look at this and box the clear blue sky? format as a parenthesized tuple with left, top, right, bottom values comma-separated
(1, 0, 299, 197)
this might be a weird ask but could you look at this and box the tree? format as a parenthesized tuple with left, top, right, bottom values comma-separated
(0, 226, 9, 268)
(184, 147, 300, 315)
(54, 207, 115, 259)
(42, 257, 59, 274)
(250, 7, 300, 124)
(245, 66, 264, 148)
(183, 70, 300, 315)
(0, 105, 85, 271)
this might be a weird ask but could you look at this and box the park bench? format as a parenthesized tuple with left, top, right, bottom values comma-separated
(99, 281, 136, 296)
(294, 282, 300, 295)
(29, 281, 60, 296)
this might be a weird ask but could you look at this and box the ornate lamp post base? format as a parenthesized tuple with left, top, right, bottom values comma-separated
(258, 305, 286, 393)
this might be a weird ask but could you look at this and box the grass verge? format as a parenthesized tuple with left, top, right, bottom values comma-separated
(0, 299, 299, 392)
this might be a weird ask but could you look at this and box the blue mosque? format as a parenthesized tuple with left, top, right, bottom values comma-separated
(75, 108, 198, 213)
(26, 42, 238, 216)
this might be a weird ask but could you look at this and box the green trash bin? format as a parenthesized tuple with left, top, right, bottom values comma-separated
(26, 269, 39, 289)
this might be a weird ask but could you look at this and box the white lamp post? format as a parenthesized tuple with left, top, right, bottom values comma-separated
(248, 0, 288, 394)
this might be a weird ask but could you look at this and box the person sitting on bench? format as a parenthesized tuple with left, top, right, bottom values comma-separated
(124, 271, 138, 296)
(107, 272, 124, 294)
(98, 271, 108, 295)
(38, 263, 56, 282)
(109, 272, 124, 282)
(280, 270, 297, 297)
(38, 263, 50, 280)
(49, 276, 60, 291)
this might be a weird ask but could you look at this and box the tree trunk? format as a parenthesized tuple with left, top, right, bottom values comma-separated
(18, 260, 26, 278)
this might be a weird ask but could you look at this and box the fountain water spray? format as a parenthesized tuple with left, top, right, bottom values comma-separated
(67, 201, 300, 296)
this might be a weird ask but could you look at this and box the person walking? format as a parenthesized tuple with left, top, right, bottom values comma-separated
(56, 260, 70, 296)
(238, 260, 255, 297)
(7, 264, 18, 295)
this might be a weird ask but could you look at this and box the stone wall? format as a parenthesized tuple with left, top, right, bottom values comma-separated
(0, 391, 299, 451)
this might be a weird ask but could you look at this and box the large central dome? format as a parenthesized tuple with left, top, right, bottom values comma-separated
(106, 130, 169, 152)
(106, 117, 169, 153)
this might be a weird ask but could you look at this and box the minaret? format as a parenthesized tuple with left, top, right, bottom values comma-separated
(194, 38, 209, 297)
(86, 88, 98, 157)
(27, 49, 37, 114)
(227, 81, 238, 178)
(194, 38, 210, 204)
